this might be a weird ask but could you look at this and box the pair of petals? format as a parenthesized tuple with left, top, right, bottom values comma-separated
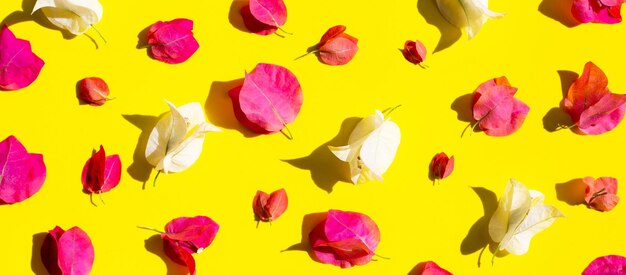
(562, 62, 626, 135)
(41, 226, 94, 275)
(309, 210, 380, 268)
(472, 76, 529, 136)
(572, 0, 625, 24)
(583, 177, 619, 212)
(329, 110, 401, 184)
(252, 188, 288, 223)
(145, 101, 220, 175)
(146, 19, 199, 64)
(160, 216, 220, 275)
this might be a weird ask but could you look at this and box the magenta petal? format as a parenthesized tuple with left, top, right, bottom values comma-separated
(472, 78, 529, 136)
(249, 0, 287, 27)
(163, 238, 197, 275)
(147, 18, 199, 64)
(57, 227, 95, 275)
(0, 135, 46, 204)
(164, 216, 220, 254)
(240, 5, 278, 35)
(41, 226, 65, 275)
(0, 25, 45, 91)
(572, 0, 624, 23)
(237, 63, 303, 133)
(309, 210, 380, 268)
(583, 255, 626, 274)
(100, 155, 121, 192)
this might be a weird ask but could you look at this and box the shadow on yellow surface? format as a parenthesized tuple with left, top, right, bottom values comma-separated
(460, 187, 498, 267)
(144, 235, 189, 275)
(538, 0, 580, 28)
(555, 178, 587, 205)
(542, 70, 577, 132)
(123, 114, 159, 186)
(229, 0, 248, 33)
(417, 0, 461, 53)
(284, 117, 360, 193)
(30, 232, 47, 275)
(283, 212, 327, 263)
(205, 79, 260, 137)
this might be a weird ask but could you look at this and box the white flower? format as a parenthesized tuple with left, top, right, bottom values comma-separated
(435, 0, 504, 39)
(145, 100, 220, 174)
(32, 0, 103, 35)
(329, 110, 401, 184)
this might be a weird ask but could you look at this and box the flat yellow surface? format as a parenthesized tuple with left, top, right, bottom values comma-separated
(1, 0, 625, 274)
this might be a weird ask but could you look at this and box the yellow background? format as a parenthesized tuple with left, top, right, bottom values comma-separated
(1, 0, 625, 274)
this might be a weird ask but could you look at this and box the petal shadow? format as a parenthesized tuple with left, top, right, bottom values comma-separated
(205, 79, 259, 138)
(123, 114, 159, 186)
(229, 0, 249, 32)
(144, 234, 189, 275)
(542, 70, 577, 132)
(282, 212, 327, 263)
(460, 187, 499, 267)
(555, 178, 587, 206)
(417, 0, 462, 53)
(31, 233, 48, 275)
(136, 24, 150, 50)
(538, 0, 580, 28)
(282, 117, 360, 193)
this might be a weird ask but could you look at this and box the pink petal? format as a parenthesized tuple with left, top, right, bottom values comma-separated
(163, 238, 197, 275)
(253, 190, 271, 221)
(563, 62, 612, 123)
(403, 40, 427, 65)
(472, 78, 529, 136)
(57, 227, 95, 275)
(236, 63, 303, 133)
(324, 210, 379, 252)
(41, 226, 65, 275)
(101, 155, 121, 192)
(578, 93, 626, 135)
(412, 261, 453, 275)
(240, 5, 278, 35)
(228, 85, 272, 134)
(319, 36, 359, 66)
(0, 135, 46, 204)
(583, 255, 626, 274)
(249, 0, 287, 27)
(0, 25, 45, 91)
(572, 0, 623, 23)
(310, 221, 353, 268)
(147, 18, 199, 64)
(314, 238, 372, 261)
(164, 216, 219, 254)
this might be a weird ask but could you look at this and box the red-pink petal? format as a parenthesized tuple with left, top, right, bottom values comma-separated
(240, 5, 278, 35)
(0, 135, 46, 204)
(403, 40, 427, 65)
(147, 18, 199, 64)
(430, 153, 454, 180)
(578, 93, 626, 135)
(0, 25, 45, 91)
(583, 255, 626, 274)
(318, 25, 347, 46)
(81, 146, 121, 194)
(412, 261, 453, 275)
(163, 238, 197, 275)
(57, 227, 95, 275)
(164, 216, 219, 254)
(583, 177, 620, 211)
(319, 35, 359, 66)
(235, 63, 303, 133)
(228, 85, 272, 134)
(249, 0, 287, 27)
(265, 188, 288, 221)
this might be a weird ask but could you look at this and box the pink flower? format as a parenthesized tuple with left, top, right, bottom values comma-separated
(583, 255, 626, 274)
(572, 0, 625, 24)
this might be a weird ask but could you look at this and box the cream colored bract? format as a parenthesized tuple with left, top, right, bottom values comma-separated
(145, 101, 221, 174)
(435, 0, 503, 39)
(32, 0, 103, 35)
(489, 179, 563, 260)
(329, 110, 401, 184)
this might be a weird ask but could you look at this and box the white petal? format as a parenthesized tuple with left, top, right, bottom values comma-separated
(359, 120, 401, 179)
(33, 0, 102, 35)
(489, 179, 531, 243)
(435, 0, 503, 39)
(501, 204, 563, 255)
(145, 101, 188, 172)
(162, 122, 218, 173)
(177, 102, 207, 130)
(347, 110, 385, 144)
